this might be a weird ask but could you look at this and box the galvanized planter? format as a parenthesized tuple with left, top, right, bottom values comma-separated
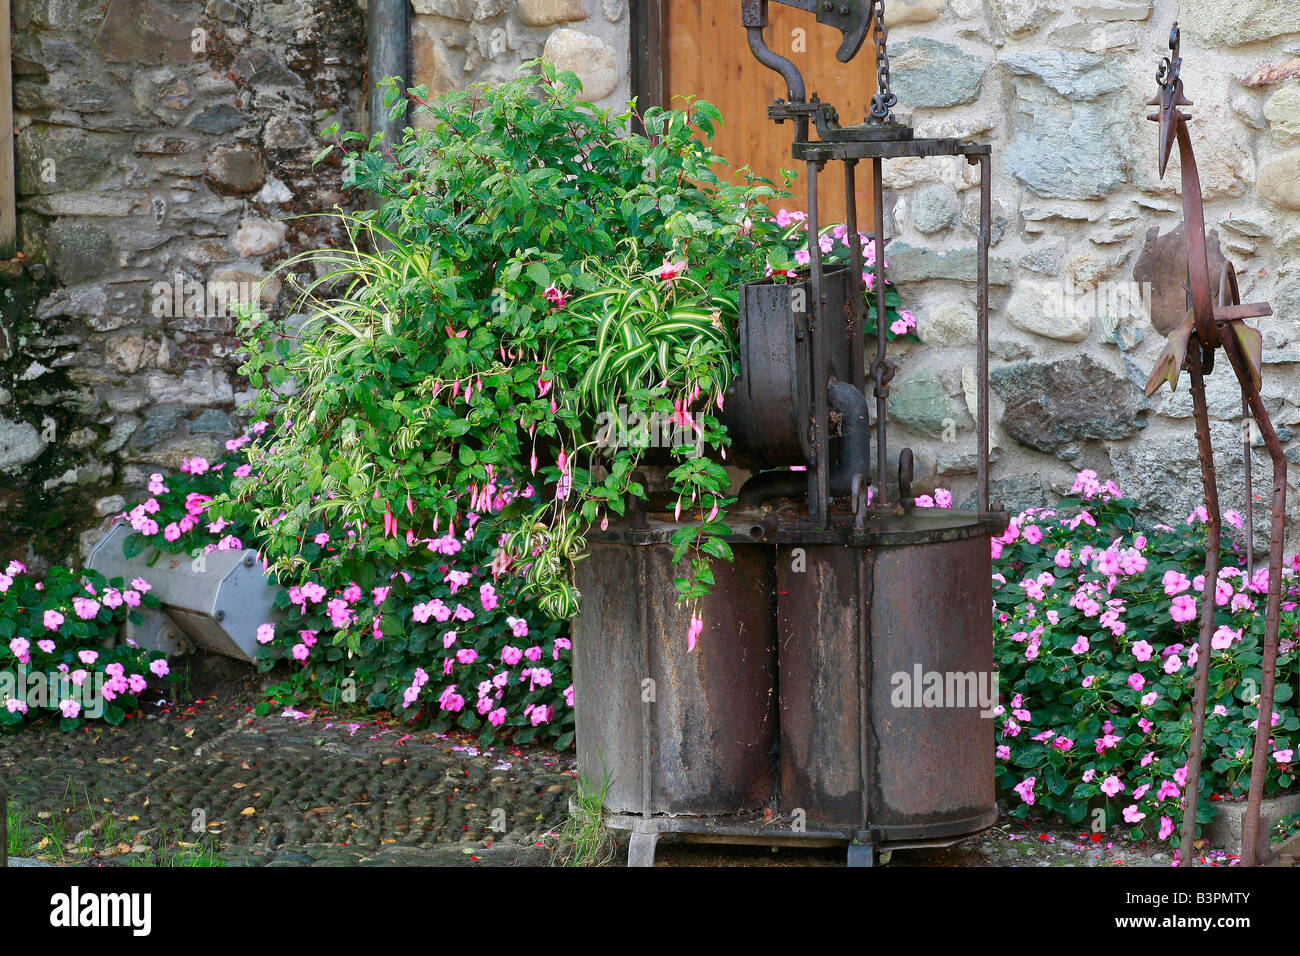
(573, 509, 1004, 866)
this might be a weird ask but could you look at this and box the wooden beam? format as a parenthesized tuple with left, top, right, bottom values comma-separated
(630, 0, 665, 132)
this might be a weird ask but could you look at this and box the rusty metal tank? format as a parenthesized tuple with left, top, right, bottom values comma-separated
(572, 507, 1005, 866)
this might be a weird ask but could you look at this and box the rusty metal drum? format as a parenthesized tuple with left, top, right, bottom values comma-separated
(775, 513, 1003, 843)
(572, 533, 778, 818)
(572, 509, 1004, 865)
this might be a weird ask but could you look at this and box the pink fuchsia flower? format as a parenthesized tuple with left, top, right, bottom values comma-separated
(1013, 777, 1036, 805)
(1100, 775, 1124, 797)
(542, 284, 568, 308)
(687, 613, 704, 651)
(1169, 595, 1197, 623)
(658, 258, 687, 283)
(1131, 640, 1154, 662)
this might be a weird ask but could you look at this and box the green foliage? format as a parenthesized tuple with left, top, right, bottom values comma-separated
(229, 64, 785, 623)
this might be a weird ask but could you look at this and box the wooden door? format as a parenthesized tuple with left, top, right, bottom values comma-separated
(647, 0, 879, 224)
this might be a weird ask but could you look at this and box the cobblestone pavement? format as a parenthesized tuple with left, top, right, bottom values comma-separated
(1, 662, 575, 867)
(0, 660, 1254, 868)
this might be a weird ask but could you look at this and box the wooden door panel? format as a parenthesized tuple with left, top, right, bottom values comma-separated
(661, 0, 878, 225)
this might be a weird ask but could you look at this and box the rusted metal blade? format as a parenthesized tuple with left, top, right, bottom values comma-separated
(1214, 302, 1273, 321)
(1144, 311, 1195, 396)
(1226, 320, 1263, 392)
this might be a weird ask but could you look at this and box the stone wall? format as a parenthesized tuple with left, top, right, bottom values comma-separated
(407, 0, 1300, 538)
(874, 0, 1300, 538)
(2, 0, 365, 569)
(409, 0, 630, 117)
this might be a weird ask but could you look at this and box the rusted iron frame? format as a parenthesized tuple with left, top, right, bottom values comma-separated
(1177, 342, 1222, 866)
(975, 153, 991, 514)
(1224, 261, 1256, 578)
(870, 157, 891, 508)
(844, 159, 867, 393)
(807, 157, 830, 525)
(1222, 323, 1286, 867)
(1149, 24, 1285, 867)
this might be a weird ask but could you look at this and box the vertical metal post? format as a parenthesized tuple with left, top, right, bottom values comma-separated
(871, 157, 889, 507)
(977, 153, 991, 514)
(1243, 391, 1254, 578)
(807, 157, 829, 525)
(1178, 342, 1221, 866)
(844, 160, 867, 396)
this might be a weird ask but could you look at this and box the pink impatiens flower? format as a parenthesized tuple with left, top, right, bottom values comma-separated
(1013, 776, 1036, 805)
(1169, 595, 1197, 623)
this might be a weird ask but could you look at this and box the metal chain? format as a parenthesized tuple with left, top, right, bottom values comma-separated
(868, 0, 896, 124)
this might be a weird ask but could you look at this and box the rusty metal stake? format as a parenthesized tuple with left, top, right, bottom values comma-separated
(1144, 24, 1283, 866)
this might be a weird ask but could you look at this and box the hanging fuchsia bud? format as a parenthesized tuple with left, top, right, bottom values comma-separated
(530, 452, 538, 475)
(406, 495, 414, 516)
(687, 614, 704, 651)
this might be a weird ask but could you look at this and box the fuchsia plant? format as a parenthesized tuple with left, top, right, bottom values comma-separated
(993, 469, 1299, 854)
